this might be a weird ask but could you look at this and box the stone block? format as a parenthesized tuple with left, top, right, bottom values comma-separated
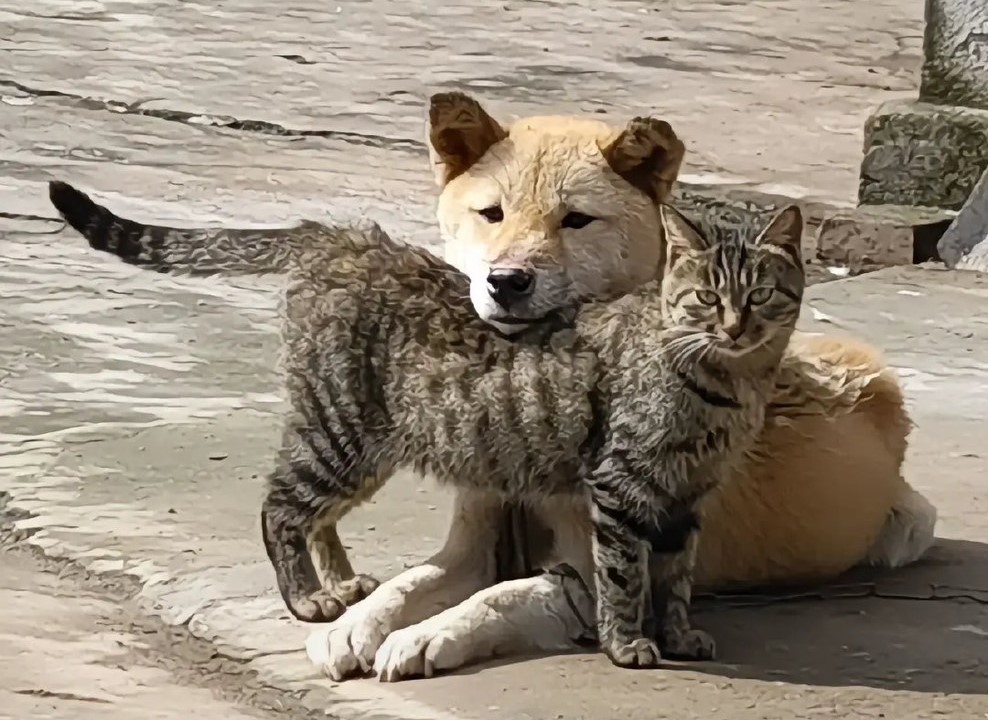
(859, 100, 988, 210)
(816, 204, 956, 273)
(940, 166, 988, 270)
(919, 0, 988, 111)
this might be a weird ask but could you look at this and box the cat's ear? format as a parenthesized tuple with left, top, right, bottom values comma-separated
(426, 92, 507, 187)
(755, 205, 803, 261)
(601, 117, 686, 202)
(660, 204, 709, 263)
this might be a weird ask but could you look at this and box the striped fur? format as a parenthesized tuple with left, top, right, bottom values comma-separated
(52, 181, 804, 667)
(268, 202, 803, 667)
(48, 180, 382, 276)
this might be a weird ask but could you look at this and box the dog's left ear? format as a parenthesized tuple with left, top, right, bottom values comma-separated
(600, 117, 686, 203)
(426, 92, 507, 187)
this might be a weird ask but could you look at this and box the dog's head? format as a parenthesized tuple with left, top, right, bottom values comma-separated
(427, 92, 686, 333)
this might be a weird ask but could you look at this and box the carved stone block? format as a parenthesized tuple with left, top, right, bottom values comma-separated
(920, 0, 988, 110)
(816, 204, 955, 273)
(859, 100, 988, 210)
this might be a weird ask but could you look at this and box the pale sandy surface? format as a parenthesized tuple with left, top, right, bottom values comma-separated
(0, 547, 306, 720)
(4, 1, 988, 718)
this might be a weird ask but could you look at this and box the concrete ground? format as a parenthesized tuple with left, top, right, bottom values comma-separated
(3, 1, 988, 718)
(0, 546, 316, 720)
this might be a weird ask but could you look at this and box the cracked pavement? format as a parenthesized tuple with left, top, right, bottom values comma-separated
(0, 545, 319, 720)
(3, 1, 988, 718)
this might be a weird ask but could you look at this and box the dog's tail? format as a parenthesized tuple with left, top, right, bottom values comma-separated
(49, 180, 328, 277)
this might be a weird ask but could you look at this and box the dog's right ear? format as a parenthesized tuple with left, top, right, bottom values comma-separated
(426, 92, 507, 187)
(601, 117, 685, 203)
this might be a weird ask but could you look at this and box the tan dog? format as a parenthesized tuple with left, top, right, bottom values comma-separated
(305, 92, 936, 681)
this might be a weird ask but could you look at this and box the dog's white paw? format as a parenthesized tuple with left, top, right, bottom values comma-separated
(305, 606, 392, 681)
(373, 622, 467, 682)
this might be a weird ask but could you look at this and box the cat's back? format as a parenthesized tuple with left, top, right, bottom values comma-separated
(291, 225, 463, 299)
(282, 225, 474, 343)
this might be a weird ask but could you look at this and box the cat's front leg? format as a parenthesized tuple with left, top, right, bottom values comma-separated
(308, 520, 380, 616)
(261, 485, 332, 623)
(590, 517, 662, 668)
(261, 433, 388, 624)
(588, 464, 663, 669)
(650, 518, 716, 661)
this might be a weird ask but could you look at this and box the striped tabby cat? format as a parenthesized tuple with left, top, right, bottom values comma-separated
(50, 181, 804, 668)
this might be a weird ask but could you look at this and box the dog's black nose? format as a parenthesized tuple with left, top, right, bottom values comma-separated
(487, 268, 536, 309)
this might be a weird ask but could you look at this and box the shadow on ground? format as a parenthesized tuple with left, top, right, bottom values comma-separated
(448, 539, 988, 695)
(688, 538, 987, 694)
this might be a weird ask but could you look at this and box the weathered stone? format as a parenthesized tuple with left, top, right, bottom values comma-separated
(956, 241, 988, 272)
(940, 166, 988, 270)
(816, 204, 956, 272)
(919, 0, 988, 110)
(859, 99, 988, 210)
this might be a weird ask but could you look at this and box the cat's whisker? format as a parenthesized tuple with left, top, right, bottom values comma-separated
(664, 332, 716, 370)
(665, 344, 693, 364)
(663, 334, 705, 356)
(662, 336, 691, 357)
(687, 338, 717, 369)
(667, 336, 709, 371)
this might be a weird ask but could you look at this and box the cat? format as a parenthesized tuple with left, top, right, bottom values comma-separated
(50, 179, 804, 667)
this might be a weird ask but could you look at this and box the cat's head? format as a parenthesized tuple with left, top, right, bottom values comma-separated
(658, 203, 805, 369)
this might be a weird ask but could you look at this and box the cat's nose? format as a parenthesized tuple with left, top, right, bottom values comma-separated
(723, 324, 744, 341)
(487, 268, 536, 309)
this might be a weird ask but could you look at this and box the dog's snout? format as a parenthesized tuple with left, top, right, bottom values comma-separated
(486, 268, 536, 309)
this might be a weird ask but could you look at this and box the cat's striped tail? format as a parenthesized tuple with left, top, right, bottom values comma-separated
(48, 180, 326, 277)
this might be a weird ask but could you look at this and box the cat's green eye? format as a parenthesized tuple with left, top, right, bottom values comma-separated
(748, 287, 774, 305)
(695, 290, 720, 306)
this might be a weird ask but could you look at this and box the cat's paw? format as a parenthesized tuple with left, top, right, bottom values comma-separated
(291, 589, 348, 624)
(604, 637, 663, 669)
(305, 604, 391, 681)
(373, 623, 465, 682)
(336, 573, 381, 605)
(662, 628, 716, 661)
(289, 574, 380, 624)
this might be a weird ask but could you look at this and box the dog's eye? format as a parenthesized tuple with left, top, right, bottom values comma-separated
(477, 205, 504, 223)
(695, 290, 720, 306)
(561, 211, 597, 230)
(748, 287, 774, 305)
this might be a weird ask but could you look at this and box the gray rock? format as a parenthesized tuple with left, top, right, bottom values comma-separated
(940, 166, 988, 270)
(816, 204, 956, 273)
(859, 100, 988, 210)
(919, 0, 988, 110)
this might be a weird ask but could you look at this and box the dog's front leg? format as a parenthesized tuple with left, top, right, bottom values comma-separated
(306, 490, 501, 680)
(373, 564, 596, 681)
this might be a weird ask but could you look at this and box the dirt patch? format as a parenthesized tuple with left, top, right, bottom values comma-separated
(0, 494, 323, 720)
